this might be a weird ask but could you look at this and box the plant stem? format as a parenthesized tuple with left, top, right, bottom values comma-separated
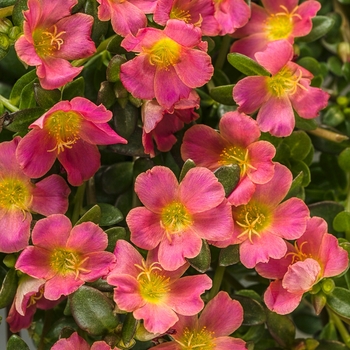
(71, 181, 86, 225)
(327, 307, 350, 347)
(0, 6, 13, 18)
(215, 35, 232, 71)
(0, 95, 19, 112)
(208, 264, 226, 300)
(307, 127, 349, 143)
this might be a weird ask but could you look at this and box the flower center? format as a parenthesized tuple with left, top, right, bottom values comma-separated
(50, 249, 90, 279)
(135, 261, 170, 303)
(33, 25, 66, 57)
(44, 110, 83, 154)
(160, 201, 193, 237)
(264, 5, 301, 41)
(175, 327, 215, 350)
(170, 7, 192, 23)
(0, 177, 32, 212)
(219, 146, 256, 176)
(268, 66, 306, 97)
(146, 37, 181, 70)
(286, 241, 311, 264)
(235, 202, 269, 243)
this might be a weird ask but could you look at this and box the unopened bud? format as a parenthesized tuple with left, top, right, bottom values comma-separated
(3, 254, 16, 268)
(338, 42, 350, 63)
(0, 18, 12, 34)
(322, 278, 335, 294)
(0, 33, 9, 50)
(8, 26, 21, 42)
(337, 96, 349, 108)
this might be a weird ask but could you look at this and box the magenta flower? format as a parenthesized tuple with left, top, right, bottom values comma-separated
(142, 91, 200, 157)
(181, 111, 276, 206)
(233, 40, 329, 137)
(107, 240, 212, 334)
(256, 216, 349, 315)
(214, 0, 251, 35)
(231, 0, 321, 59)
(97, 0, 156, 37)
(14, 0, 96, 90)
(151, 291, 246, 350)
(126, 166, 234, 271)
(153, 0, 219, 36)
(0, 137, 70, 253)
(226, 162, 309, 269)
(16, 97, 127, 186)
(15, 214, 116, 300)
(120, 19, 214, 110)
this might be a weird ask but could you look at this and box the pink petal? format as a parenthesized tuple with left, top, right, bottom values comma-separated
(134, 166, 178, 212)
(44, 273, 84, 300)
(31, 175, 70, 216)
(215, 337, 247, 350)
(127, 207, 164, 250)
(57, 139, 100, 186)
(282, 258, 320, 293)
(230, 33, 268, 60)
(148, 342, 179, 350)
(293, 1, 321, 37)
(164, 19, 202, 47)
(14, 36, 42, 66)
(256, 96, 295, 137)
(199, 291, 243, 336)
(142, 100, 165, 133)
(297, 216, 325, 256)
(52, 332, 90, 350)
(179, 167, 225, 213)
(0, 137, 21, 172)
(35, 0, 76, 25)
(79, 251, 116, 281)
(233, 76, 269, 114)
(168, 275, 212, 315)
(261, 0, 298, 14)
(227, 176, 256, 206)
(264, 279, 303, 315)
(271, 198, 309, 240)
(70, 97, 112, 122)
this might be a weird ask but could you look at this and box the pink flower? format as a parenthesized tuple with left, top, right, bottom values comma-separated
(181, 111, 276, 206)
(15, 0, 96, 90)
(15, 214, 116, 300)
(232, 40, 329, 137)
(120, 19, 214, 110)
(231, 0, 321, 59)
(142, 91, 200, 157)
(126, 166, 234, 271)
(214, 0, 251, 35)
(16, 97, 127, 186)
(153, 0, 219, 36)
(0, 137, 70, 253)
(97, 0, 156, 37)
(107, 240, 212, 334)
(151, 291, 246, 350)
(256, 217, 349, 315)
(226, 162, 309, 269)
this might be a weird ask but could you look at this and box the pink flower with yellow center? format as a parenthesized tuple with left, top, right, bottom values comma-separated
(142, 91, 200, 157)
(15, 0, 96, 90)
(0, 137, 70, 253)
(231, 0, 321, 59)
(151, 291, 246, 350)
(225, 162, 309, 269)
(120, 19, 214, 110)
(107, 240, 212, 334)
(15, 214, 116, 300)
(153, 0, 220, 36)
(126, 166, 234, 271)
(256, 217, 349, 315)
(213, 0, 251, 35)
(181, 111, 276, 206)
(16, 97, 127, 186)
(233, 40, 329, 137)
(97, 0, 156, 37)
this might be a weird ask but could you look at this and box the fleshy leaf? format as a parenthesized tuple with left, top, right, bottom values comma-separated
(227, 53, 270, 76)
(210, 84, 235, 105)
(298, 16, 335, 43)
(186, 239, 211, 273)
(0, 268, 17, 309)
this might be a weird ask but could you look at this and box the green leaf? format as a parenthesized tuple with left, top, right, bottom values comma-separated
(227, 53, 270, 76)
(219, 244, 240, 266)
(266, 310, 296, 348)
(101, 162, 133, 195)
(112, 102, 139, 139)
(316, 340, 347, 350)
(209, 84, 235, 105)
(0, 268, 17, 309)
(84, 0, 108, 44)
(9, 69, 37, 106)
(342, 62, 350, 82)
(338, 148, 350, 172)
(231, 295, 266, 326)
(0, 0, 17, 7)
(12, 0, 28, 28)
(19, 80, 37, 109)
(122, 313, 138, 346)
(297, 57, 321, 76)
(283, 131, 312, 161)
(61, 77, 85, 100)
(34, 83, 61, 108)
(285, 172, 304, 201)
(290, 160, 311, 187)
(333, 211, 350, 232)
(97, 81, 116, 109)
(5, 107, 45, 135)
(327, 56, 343, 77)
(107, 55, 127, 83)
(327, 287, 350, 320)
(214, 164, 240, 197)
(69, 285, 118, 335)
(294, 112, 318, 130)
(75, 204, 101, 225)
(323, 105, 345, 127)
(298, 16, 335, 42)
(179, 159, 196, 182)
(83, 203, 124, 226)
(187, 240, 211, 273)
(105, 227, 126, 252)
(6, 335, 30, 350)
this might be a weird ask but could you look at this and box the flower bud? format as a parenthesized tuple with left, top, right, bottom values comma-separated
(338, 42, 350, 63)
(8, 26, 21, 42)
(0, 18, 12, 34)
(337, 96, 349, 108)
(0, 33, 9, 50)
(322, 278, 335, 294)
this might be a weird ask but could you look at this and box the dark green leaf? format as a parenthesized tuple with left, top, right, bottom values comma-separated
(209, 84, 235, 105)
(62, 77, 85, 100)
(283, 131, 312, 161)
(84, 0, 108, 44)
(327, 287, 350, 320)
(333, 211, 350, 232)
(214, 164, 240, 197)
(12, 0, 28, 28)
(298, 16, 335, 42)
(75, 204, 101, 225)
(0, 268, 17, 309)
(6, 335, 30, 350)
(9, 69, 37, 106)
(187, 240, 211, 273)
(0, 0, 16, 7)
(219, 244, 240, 266)
(69, 285, 118, 335)
(122, 313, 138, 346)
(328, 56, 343, 77)
(227, 53, 270, 76)
(107, 55, 127, 83)
(231, 294, 266, 326)
(83, 203, 123, 226)
(5, 107, 45, 135)
(338, 148, 350, 172)
(101, 162, 133, 195)
(179, 159, 196, 182)
(266, 310, 295, 348)
(297, 57, 321, 76)
(294, 112, 318, 130)
(97, 81, 116, 109)
(323, 106, 345, 127)
(34, 83, 61, 108)
(19, 80, 37, 109)
(285, 172, 304, 201)
(112, 102, 139, 139)
(342, 62, 350, 82)
(316, 340, 347, 349)
(105, 227, 126, 252)
(290, 160, 311, 187)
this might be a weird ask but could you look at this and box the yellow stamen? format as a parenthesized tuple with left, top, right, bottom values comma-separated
(175, 326, 216, 349)
(33, 25, 66, 57)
